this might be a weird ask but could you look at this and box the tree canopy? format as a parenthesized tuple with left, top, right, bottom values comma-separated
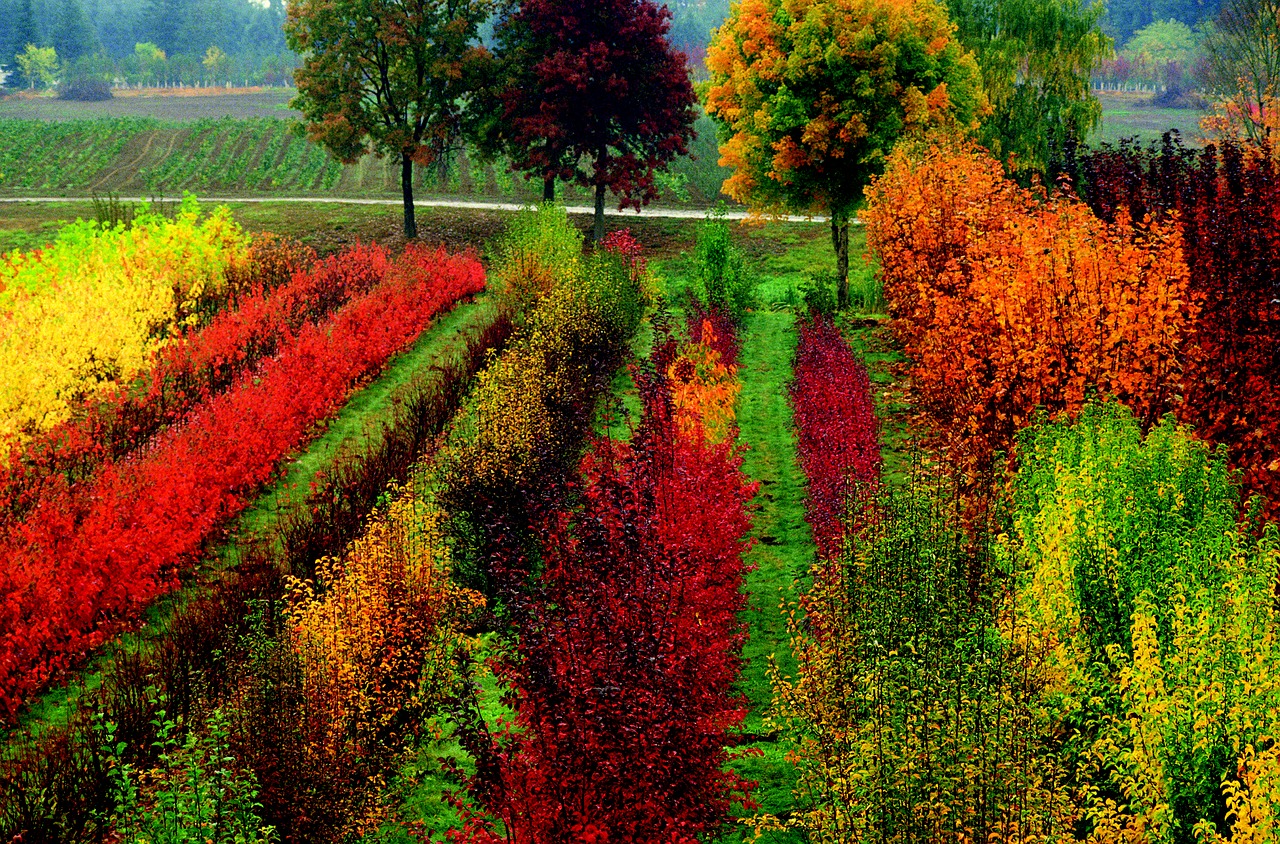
(704, 0, 984, 308)
(286, 0, 493, 239)
(945, 0, 1110, 175)
(484, 0, 698, 241)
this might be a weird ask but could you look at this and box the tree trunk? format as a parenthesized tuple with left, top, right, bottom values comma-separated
(832, 213, 850, 310)
(543, 175, 555, 202)
(401, 153, 417, 240)
(594, 181, 606, 244)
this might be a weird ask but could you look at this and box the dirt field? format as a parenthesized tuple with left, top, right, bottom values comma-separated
(0, 89, 299, 122)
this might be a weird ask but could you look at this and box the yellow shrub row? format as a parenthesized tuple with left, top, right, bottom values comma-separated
(0, 197, 248, 447)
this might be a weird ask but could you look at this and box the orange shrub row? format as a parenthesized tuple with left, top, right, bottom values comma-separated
(864, 139, 1194, 482)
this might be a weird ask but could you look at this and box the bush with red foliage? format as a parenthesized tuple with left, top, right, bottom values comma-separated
(453, 324, 756, 844)
(0, 308, 513, 842)
(789, 316, 881, 559)
(0, 242, 397, 526)
(1069, 136, 1280, 514)
(0, 244, 485, 723)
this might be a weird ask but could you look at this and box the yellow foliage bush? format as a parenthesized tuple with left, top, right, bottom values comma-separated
(0, 197, 248, 447)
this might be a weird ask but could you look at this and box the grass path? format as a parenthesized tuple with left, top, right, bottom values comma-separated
(726, 308, 810, 841)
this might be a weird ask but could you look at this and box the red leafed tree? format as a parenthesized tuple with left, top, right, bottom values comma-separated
(485, 0, 697, 241)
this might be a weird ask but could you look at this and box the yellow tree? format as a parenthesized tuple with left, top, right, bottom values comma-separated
(704, 0, 983, 308)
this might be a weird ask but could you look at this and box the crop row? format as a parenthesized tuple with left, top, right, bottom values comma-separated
(0, 300, 513, 839)
(0, 244, 485, 722)
(775, 400, 1280, 841)
(0, 197, 250, 447)
(453, 306, 756, 842)
(0, 118, 154, 191)
(788, 314, 881, 558)
(0, 239, 383, 523)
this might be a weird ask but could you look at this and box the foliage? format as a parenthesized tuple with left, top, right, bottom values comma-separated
(0, 197, 249, 448)
(667, 317, 741, 445)
(693, 211, 752, 322)
(15, 43, 58, 88)
(704, 0, 983, 307)
(490, 203, 583, 317)
(946, 0, 1110, 175)
(1201, 0, 1280, 145)
(0, 305, 511, 841)
(283, 488, 482, 839)
(1009, 403, 1280, 842)
(864, 138, 1192, 484)
(0, 245, 484, 723)
(0, 235, 317, 525)
(285, 0, 493, 237)
(1067, 134, 1280, 516)
(454, 317, 756, 844)
(483, 0, 698, 239)
(788, 315, 880, 559)
(105, 707, 277, 843)
(768, 478, 1070, 842)
(1120, 18, 1200, 91)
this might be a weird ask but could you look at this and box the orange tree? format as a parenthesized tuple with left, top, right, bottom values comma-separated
(285, 0, 492, 239)
(703, 0, 984, 308)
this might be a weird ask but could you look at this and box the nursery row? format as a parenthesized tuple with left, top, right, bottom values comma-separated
(0, 243, 485, 722)
(0, 196, 249, 447)
(1, 293, 514, 840)
(0, 239, 385, 523)
(771, 401, 1280, 842)
(451, 309, 756, 843)
(864, 137, 1280, 517)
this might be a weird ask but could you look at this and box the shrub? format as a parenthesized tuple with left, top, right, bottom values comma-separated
(0, 246, 485, 722)
(1009, 403, 1280, 842)
(490, 203, 583, 316)
(768, 478, 1068, 842)
(694, 211, 752, 322)
(0, 196, 250, 447)
(1068, 135, 1280, 517)
(454, 319, 756, 844)
(864, 139, 1193, 485)
(788, 315, 880, 559)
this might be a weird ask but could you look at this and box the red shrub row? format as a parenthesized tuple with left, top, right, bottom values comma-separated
(789, 316, 881, 559)
(455, 324, 756, 844)
(0, 307, 513, 841)
(0, 244, 485, 723)
(0, 242, 392, 526)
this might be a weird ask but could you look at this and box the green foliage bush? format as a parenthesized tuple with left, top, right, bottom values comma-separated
(694, 210, 752, 321)
(1009, 403, 1280, 840)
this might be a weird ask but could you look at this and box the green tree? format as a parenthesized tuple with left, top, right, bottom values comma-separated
(286, 0, 493, 239)
(15, 43, 58, 89)
(1202, 0, 1280, 143)
(130, 41, 166, 85)
(946, 0, 1111, 174)
(1122, 19, 1199, 88)
(202, 44, 227, 84)
(704, 0, 983, 309)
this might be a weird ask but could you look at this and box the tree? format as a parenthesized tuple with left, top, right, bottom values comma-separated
(704, 0, 984, 309)
(6, 0, 39, 85)
(484, 0, 698, 242)
(16, 43, 58, 89)
(1202, 0, 1280, 144)
(286, 0, 493, 239)
(202, 44, 227, 84)
(130, 41, 166, 85)
(945, 0, 1111, 175)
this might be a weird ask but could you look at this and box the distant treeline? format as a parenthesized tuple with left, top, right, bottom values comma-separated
(0, 0, 1225, 92)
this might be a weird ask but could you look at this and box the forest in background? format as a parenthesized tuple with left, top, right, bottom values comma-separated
(0, 0, 1227, 91)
